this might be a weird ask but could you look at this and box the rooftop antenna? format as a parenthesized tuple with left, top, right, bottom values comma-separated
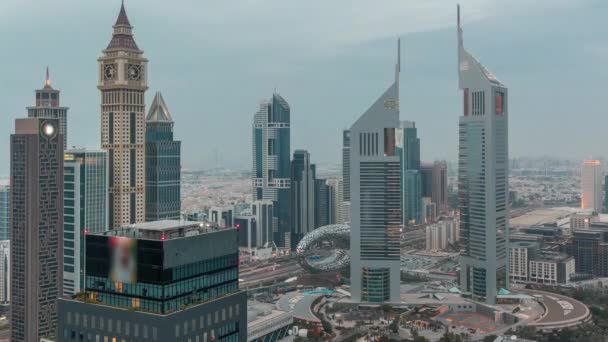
(45, 66, 51, 87)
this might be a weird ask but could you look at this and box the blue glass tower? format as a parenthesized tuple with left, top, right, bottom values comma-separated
(252, 93, 291, 248)
(145, 92, 181, 221)
(397, 121, 422, 225)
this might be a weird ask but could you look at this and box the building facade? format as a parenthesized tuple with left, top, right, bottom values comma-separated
(397, 121, 422, 226)
(0, 185, 9, 241)
(63, 149, 108, 296)
(11, 118, 64, 341)
(350, 40, 402, 303)
(27, 68, 69, 149)
(342, 130, 351, 202)
(529, 255, 575, 285)
(432, 160, 448, 213)
(145, 92, 181, 221)
(209, 206, 234, 228)
(58, 221, 247, 342)
(252, 94, 291, 248)
(0, 240, 9, 304)
(314, 178, 330, 228)
(457, 6, 509, 304)
(581, 160, 603, 212)
(604, 175, 608, 214)
(568, 230, 608, 277)
(290, 150, 315, 248)
(99, 3, 148, 229)
(327, 178, 344, 225)
(508, 242, 539, 283)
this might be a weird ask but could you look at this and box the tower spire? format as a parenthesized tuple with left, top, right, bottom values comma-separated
(45, 66, 50, 87)
(457, 4, 463, 47)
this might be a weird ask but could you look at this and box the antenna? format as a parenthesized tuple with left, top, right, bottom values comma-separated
(45, 66, 51, 87)
(457, 4, 463, 47)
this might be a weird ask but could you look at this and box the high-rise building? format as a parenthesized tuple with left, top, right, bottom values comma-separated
(145, 92, 181, 221)
(420, 162, 433, 198)
(350, 40, 402, 303)
(0, 241, 9, 304)
(63, 149, 108, 296)
(252, 200, 274, 248)
(432, 160, 448, 213)
(509, 241, 540, 282)
(57, 221, 247, 341)
(290, 150, 315, 248)
(208, 206, 234, 228)
(326, 178, 344, 224)
(235, 215, 256, 252)
(11, 118, 64, 341)
(581, 160, 602, 212)
(27, 67, 69, 149)
(567, 230, 608, 277)
(342, 130, 351, 202)
(99, 3, 148, 229)
(314, 178, 330, 228)
(0, 185, 9, 240)
(252, 93, 291, 248)
(397, 121, 422, 225)
(457, 5, 509, 304)
(604, 175, 608, 214)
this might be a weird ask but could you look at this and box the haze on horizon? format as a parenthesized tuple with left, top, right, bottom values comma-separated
(0, 0, 606, 176)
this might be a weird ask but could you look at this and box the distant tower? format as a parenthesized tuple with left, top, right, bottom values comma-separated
(11, 118, 64, 341)
(145, 92, 181, 221)
(342, 130, 351, 201)
(350, 40, 402, 303)
(27, 67, 69, 149)
(397, 121, 422, 225)
(581, 160, 602, 212)
(99, 3, 148, 228)
(0, 185, 9, 240)
(457, 5, 509, 304)
(604, 175, 608, 214)
(290, 150, 315, 248)
(314, 178, 330, 228)
(432, 160, 449, 213)
(63, 149, 108, 296)
(252, 93, 291, 248)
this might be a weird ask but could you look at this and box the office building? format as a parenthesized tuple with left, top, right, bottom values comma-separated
(314, 178, 330, 228)
(58, 220, 247, 341)
(604, 175, 608, 214)
(27, 67, 69, 149)
(63, 149, 108, 296)
(252, 94, 291, 248)
(432, 160, 448, 213)
(236, 215, 257, 252)
(350, 40, 402, 303)
(529, 254, 575, 285)
(11, 118, 64, 341)
(581, 160, 603, 212)
(342, 130, 351, 202)
(457, 5, 509, 304)
(397, 121, 422, 225)
(99, 3, 148, 229)
(425, 219, 460, 251)
(251, 200, 274, 248)
(568, 230, 608, 277)
(145, 92, 181, 221)
(327, 178, 344, 224)
(509, 242, 540, 283)
(0, 241, 9, 304)
(290, 150, 315, 248)
(420, 162, 433, 198)
(0, 185, 9, 240)
(209, 206, 234, 228)
(570, 211, 597, 230)
(422, 197, 437, 223)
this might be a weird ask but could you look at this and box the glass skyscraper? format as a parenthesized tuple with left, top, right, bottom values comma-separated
(350, 40, 402, 303)
(314, 178, 330, 228)
(252, 93, 291, 248)
(457, 5, 509, 304)
(0, 185, 9, 241)
(63, 149, 108, 296)
(145, 92, 181, 221)
(290, 150, 315, 248)
(397, 121, 422, 225)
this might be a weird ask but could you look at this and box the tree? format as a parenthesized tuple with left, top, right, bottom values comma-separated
(483, 335, 497, 342)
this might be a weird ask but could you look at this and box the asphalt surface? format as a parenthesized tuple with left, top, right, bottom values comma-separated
(520, 289, 589, 325)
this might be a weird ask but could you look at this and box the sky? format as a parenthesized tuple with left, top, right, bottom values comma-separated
(0, 0, 607, 176)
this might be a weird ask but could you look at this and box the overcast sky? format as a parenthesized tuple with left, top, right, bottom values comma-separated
(0, 0, 606, 176)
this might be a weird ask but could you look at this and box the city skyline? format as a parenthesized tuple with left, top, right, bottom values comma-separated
(1, 1, 607, 176)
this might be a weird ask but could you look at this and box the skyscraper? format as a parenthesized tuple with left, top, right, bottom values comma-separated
(0, 185, 9, 240)
(432, 160, 449, 213)
(327, 178, 344, 224)
(420, 161, 433, 198)
(252, 200, 274, 248)
(57, 221, 247, 341)
(350, 40, 402, 303)
(397, 121, 422, 225)
(252, 93, 291, 248)
(290, 150, 315, 248)
(27, 67, 69, 150)
(314, 178, 330, 228)
(342, 130, 351, 202)
(0, 241, 9, 304)
(11, 118, 64, 341)
(99, 3, 148, 229)
(63, 149, 108, 296)
(457, 5, 509, 304)
(581, 159, 602, 212)
(145, 92, 181, 221)
(604, 174, 608, 214)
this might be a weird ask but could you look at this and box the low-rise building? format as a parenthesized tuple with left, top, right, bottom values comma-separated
(247, 301, 293, 342)
(529, 253, 575, 285)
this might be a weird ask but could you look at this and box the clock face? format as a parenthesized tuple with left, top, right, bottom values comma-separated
(128, 64, 143, 81)
(104, 64, 116, 80)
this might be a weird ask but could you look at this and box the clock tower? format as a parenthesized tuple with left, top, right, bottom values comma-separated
(99, 2, 148, 229)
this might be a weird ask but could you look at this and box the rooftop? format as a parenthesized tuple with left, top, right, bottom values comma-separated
(92, 220, 228, 241)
